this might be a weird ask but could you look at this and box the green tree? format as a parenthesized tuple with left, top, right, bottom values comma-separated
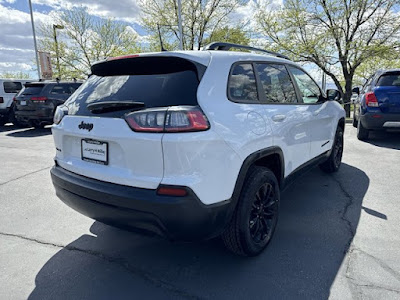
(0, 71, 31, 79)
(39, 7, 141, 79)
(203, 26, 250, 46)
(257, 0, 400, 116)
(354, 56, 400, 84)
(140, 0, 244, 50)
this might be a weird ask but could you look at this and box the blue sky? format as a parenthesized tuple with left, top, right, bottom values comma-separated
(0, 0, 328, 84)
(0, 0, 149, 77)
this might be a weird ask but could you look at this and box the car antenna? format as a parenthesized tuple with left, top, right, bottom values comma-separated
(157, 24, 167, 52)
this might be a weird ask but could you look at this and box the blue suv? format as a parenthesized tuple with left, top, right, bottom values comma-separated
(353, 69, 400, 140)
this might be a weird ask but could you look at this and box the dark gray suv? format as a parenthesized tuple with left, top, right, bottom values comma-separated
(14, 81, 82, 128)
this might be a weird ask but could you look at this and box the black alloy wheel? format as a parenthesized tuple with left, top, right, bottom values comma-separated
(249, 182, 278, 244)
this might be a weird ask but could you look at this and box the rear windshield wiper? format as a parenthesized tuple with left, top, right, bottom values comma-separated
(87, 101, 145, 114)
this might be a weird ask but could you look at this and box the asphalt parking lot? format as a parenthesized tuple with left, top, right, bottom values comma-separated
(0, 123, 399, 299)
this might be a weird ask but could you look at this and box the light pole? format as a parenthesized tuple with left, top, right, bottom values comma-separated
(177, 0, 183, 50)
(53, 24, 64, 79)
(28, 0, 40, 79)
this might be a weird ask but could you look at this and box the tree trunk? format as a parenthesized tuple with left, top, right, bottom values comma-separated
(343, 77, 353, 118)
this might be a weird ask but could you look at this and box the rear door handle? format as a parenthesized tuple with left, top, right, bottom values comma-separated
(272, 114, 286, 122)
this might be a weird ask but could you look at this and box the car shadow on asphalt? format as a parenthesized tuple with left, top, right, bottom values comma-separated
(6, 127, 52, 138)
(28, 163, 369, 299)
(365, 131, 400, 150)
(0, 124, 20, 132)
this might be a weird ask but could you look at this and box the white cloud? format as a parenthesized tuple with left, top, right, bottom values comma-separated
(0, 62, 32, 71)
(0, 4, 54, 73)
(32, 0, 141, 23)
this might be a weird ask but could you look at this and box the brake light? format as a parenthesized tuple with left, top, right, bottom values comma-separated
(365, 92, 379, 107)
(13, 97, 16, 102)
(124, 106, 210, 133)
(31, 96, 48, 102)
(108, 54, 139, 61)
(0, 97, 3, 103)
(157, 186, 188, 197)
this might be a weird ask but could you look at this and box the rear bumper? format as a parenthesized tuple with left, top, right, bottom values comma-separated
(360, 112, 400, 130)
(50, 165, 233, 241)
(15, 107, 53, 123)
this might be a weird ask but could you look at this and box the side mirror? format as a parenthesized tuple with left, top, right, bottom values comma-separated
(352, 87, 360, 95)
(326, 89, 342, 102)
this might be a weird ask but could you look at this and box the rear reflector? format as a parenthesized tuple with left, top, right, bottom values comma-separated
(31, 96, 48, 102)
(0, 97, 3, 103)
(125, 106, 210, 133)
(157, 186, 188, 197)
(365, 92, 379, 107)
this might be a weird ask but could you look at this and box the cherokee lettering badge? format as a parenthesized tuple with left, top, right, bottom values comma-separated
(78, 121, 93, 132)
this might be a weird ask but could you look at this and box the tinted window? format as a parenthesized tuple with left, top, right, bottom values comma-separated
(377, 73, 400, 86)
(363, 76, 373, 92)
(228, 64, 258, 102)
(66, 71, 199, 116)
(288, 66, 321, 104)
(256, 64, 297, 103)
(51, 84, 81, 95)
(21, 84, 44, 96)
(3, 82, 22, 93)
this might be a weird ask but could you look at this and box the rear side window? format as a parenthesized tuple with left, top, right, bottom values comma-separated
(228, 63, 258, 102)
(377, 73, 400, 86)
(3, 82, 23, 93)
(66, 71, 199, 116)
(256, 64, 297, 103)
(51, 84, 81, 95)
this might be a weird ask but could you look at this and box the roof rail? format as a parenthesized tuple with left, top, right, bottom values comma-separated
(203, 42, 290, 60)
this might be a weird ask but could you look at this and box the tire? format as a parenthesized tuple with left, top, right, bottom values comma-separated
(33, 122, 45, 129)
(8, 107, 26, 128)
(319, 126, 344, 173)
(222, 167, 280, 256)
(0, 117, 6, 126)
(352, 113, 357, 128)
(357, 118, 369, 141)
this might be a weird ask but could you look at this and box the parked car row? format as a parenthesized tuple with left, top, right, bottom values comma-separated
(3, 44, 399, 257)
(0, 79, 82, 128)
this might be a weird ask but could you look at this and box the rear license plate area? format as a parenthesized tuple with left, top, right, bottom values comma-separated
(81, 139, 108, 165)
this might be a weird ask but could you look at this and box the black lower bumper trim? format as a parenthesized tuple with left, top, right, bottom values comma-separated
(361, 112, 400, 130)
(50, 165, 233, 241)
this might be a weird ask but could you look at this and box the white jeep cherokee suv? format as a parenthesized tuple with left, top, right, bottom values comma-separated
(51, 43, 345, 256)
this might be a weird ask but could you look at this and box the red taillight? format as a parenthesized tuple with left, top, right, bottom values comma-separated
(124, 106, 210, 133)
(13, 97, 16, 102)
(157, 186, 188, 197)
(365, 92, 379, 107)
(108, 54, 139, 61)
(31, 96, 48, 102)
(0, 97, 3, 103)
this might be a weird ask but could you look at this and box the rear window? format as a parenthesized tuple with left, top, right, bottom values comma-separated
(66, 71, 200, 117)
(3, 81, 23, 93)
(21, 84, 44, 96)
(377, 73, 400, 86)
